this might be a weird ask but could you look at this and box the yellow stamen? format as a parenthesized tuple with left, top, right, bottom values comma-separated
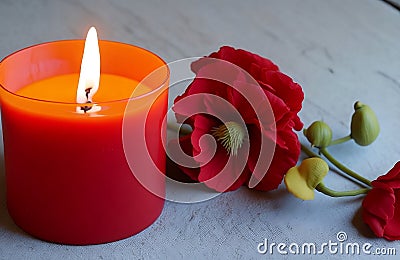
(212, 121, 245, 156)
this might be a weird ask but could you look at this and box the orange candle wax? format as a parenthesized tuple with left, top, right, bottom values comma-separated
(16, 74, 147, 103)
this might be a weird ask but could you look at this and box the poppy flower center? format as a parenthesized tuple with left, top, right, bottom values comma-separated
(212, 121, 245, 156)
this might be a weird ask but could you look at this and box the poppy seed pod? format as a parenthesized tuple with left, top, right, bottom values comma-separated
(351, 101, 380, 146)
(303, 121, 332, 148)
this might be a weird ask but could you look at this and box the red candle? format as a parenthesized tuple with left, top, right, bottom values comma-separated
(0, 28, 169, 245)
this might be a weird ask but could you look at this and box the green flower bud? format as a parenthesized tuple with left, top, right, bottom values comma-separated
(350, 101, 380, 146)
(303, 121, 332, 148)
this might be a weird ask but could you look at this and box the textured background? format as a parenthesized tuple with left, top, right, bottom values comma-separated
(0, 0, 400, 259)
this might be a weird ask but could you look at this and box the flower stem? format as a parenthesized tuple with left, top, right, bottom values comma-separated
(320, 148, 371, 187)
(316, 182, 370, 197)
(301, 143, 320, 158)
(301, 144, 372, 187)
(329, 135, 352, 146)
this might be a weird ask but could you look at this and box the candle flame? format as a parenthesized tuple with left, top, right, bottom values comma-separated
(76, 26, 100, 105)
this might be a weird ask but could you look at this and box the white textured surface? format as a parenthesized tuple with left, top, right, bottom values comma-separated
(1, 0, 400, 259)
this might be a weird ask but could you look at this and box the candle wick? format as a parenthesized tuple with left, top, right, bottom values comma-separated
(80, 101, 92, 113)
(79, 87, 94, 113)
(85, 87, 92, 101)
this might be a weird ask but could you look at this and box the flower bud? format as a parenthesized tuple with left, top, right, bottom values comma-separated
(284, 158, 329, 200)
(350, 101, 380, 146)
(303, 121, 332, 148)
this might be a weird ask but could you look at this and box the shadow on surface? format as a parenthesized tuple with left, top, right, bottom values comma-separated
(166, 155, 196, 183)
(243, 185, 291, 201)
(381, 0, 400, 11)
(352, 207, 376, 239)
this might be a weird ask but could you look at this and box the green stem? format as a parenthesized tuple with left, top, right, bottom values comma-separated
(301, 143, 320, 158)
(320, 148, 371, 187)
(316, 182, 370, 197)
(301, 144, 372, 187)
(329, 135, 352, 146)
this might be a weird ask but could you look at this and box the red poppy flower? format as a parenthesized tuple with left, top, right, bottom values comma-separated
(362, 162, 400, 240)
(171, 46, 304, 192)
